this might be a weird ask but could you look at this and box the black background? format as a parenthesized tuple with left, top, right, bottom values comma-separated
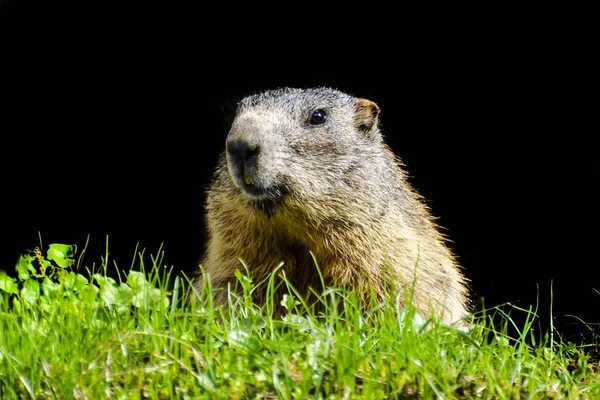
(2, 3, 598, 342)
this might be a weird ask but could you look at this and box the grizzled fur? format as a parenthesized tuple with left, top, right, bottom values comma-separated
(198, 87, 469, 324)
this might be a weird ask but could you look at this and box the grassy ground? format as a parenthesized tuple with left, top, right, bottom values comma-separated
(0, 241, 598, 399)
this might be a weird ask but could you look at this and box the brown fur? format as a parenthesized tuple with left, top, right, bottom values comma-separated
(197, 87, 469, 324)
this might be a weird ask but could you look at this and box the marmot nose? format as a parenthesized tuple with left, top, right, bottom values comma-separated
(228, 140, 260, 166)
(227, 140, 260, 179)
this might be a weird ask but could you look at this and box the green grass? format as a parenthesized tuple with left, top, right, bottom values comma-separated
(0, 241, 598, 399)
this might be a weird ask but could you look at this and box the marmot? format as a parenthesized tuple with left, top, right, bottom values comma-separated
(198, 87, 469, 324)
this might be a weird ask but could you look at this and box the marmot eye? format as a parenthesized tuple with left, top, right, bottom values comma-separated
(308, 109, 327, 126)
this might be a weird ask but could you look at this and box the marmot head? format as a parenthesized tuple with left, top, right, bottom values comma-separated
(225, 87, 382, 211)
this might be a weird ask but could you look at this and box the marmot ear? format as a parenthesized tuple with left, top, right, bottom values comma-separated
(355, 98, 381, 140)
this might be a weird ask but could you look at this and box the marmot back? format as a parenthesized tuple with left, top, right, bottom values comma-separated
(198, 87, 469, 324)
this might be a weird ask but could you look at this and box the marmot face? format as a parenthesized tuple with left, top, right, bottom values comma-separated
(225, 87, 382, 211)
